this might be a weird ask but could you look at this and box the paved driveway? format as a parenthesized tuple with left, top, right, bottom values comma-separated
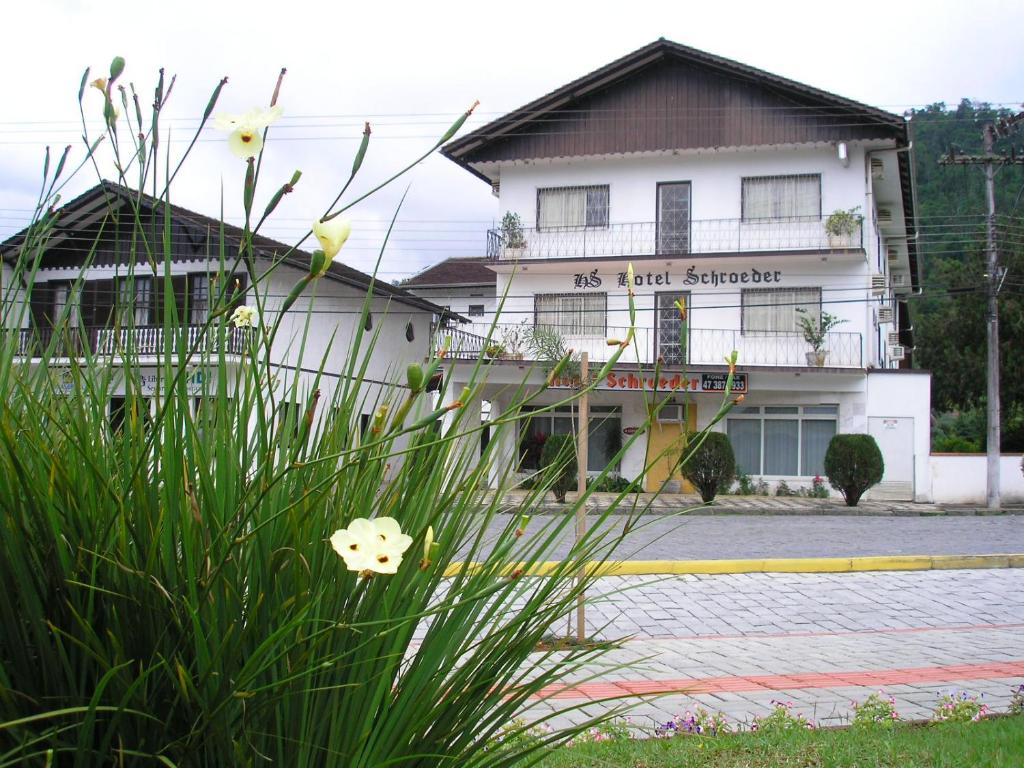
(523, 568, 1024, 730)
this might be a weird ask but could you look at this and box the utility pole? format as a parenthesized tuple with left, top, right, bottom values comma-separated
(939, 111, 1024, 510)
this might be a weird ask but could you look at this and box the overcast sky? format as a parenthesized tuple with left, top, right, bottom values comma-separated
(2, 0, 1022, 282)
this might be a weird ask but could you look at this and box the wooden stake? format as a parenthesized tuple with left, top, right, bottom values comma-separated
(575, 352, 589, 643)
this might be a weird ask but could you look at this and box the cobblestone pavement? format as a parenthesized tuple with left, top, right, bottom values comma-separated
(474, 513, 1024, 560)
(521, 569, 1024, 730)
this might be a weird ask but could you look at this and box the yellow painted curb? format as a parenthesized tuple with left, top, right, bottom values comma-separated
(443, 554, 1024, 577)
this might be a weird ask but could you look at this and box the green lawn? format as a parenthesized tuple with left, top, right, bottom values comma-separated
(536, 716, 1024, 767)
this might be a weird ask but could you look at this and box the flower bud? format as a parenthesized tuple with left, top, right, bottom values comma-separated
(406, 363, 425, 392)
(109, 56, 125, 82)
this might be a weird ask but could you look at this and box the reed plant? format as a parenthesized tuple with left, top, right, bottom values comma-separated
(0, 58, 740, 766)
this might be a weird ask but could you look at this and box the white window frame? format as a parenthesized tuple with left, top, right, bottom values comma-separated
(741, 287, 822, 334)
(535, 292, 606, 335)
(467, 304, 485, 318)
(537, 185, 610, 230)
(727, 405, 838, 477)
(741, 174, 821, 222)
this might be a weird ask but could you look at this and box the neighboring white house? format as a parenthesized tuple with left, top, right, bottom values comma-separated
(439, 39, 932, 501)
(1, 181, 454, 425)
(403, 257, 498, 325)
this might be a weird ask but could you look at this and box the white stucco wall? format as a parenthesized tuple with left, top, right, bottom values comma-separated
(497, 145, 869, 231)
(930, 454, 1024, 504)
(865, 371, 932, 501)
(404, 285, 497, 324)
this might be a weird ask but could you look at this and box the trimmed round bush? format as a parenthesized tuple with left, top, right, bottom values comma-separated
(823, 433, 884, 506)
(540, 433, 578, 503)
(680, 432, 736, 503)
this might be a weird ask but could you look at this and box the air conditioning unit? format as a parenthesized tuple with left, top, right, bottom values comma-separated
(656, 404, 684, 424)
(876, 208, 893, 225)
(491, 181, 500, 198)
(888, 345, 906, 361)
(891, 272, 908, 289)
(887, 331, 902, 346)
(886, 244, 900, 265)
(871, 157, 885, 180)
(870, 274, 887, 295)
(877, 306, 894, 324)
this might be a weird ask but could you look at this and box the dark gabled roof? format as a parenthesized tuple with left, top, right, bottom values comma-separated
(1, 180, 457, 318)
(402, 257, 496, 288)
(443, 38, 907, 180)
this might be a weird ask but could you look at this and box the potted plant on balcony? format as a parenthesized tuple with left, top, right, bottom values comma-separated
(796, 308, 847, 367)
(824, 206, 862, 248)
(483, 341, 507, 360)
(500, 211, 527, 259)
(500, 320, 530, 361)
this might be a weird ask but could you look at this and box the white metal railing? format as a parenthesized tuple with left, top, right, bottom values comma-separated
(486, 218, 862, 260)
(436, 324, 863, 369)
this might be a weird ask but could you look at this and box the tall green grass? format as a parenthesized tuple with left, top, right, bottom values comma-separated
(0, 59, 739, 766)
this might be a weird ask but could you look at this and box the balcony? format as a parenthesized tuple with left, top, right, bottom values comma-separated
(12, 325, 249, 359)
(437, 324, 863, 369)
(485, 217, 862, 261)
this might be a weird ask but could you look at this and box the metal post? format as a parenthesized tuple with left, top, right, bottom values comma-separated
(575, 352, 589, 643)
(983, 125, 1001, 510)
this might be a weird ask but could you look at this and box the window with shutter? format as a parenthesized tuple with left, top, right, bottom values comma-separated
(741, 287, 821, 334)
(534, 292, 606, 335)
(537, 186, 609, 230)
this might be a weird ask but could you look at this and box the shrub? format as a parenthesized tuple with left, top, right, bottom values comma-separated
(541, 433, 578, 502)
(852, 691, 900, 728)
(933, 691, 990, 722)
(751, 700, 815, 733)
(680, 432, 736, 503)
(809, 474, 830, 499)
(587, 475, 636, 493)
(775, 479, 795, 497)
(655, 708, 732, 738)
(823, 433, 884, 506)
(734, 471, 755, 495)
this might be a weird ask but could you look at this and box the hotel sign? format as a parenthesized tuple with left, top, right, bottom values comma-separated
(550, 371, 748, 394)
(572, 266, 784, 290)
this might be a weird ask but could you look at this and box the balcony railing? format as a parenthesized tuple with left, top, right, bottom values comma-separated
(12, 325, 249, 359)
(485, 217, 862, 260)
(436, 324, 863, 369)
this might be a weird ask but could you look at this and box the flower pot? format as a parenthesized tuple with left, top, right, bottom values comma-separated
(827, 232, 853, 248)
(503, 245, 527, 260)
(806, 350, 828, 367)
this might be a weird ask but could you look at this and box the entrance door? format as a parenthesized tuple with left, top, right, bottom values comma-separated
(867, 416, 915, 500)
(645, 404, 697, 493)
(656, 182, 691, 255)
(656, 292, 689, 365)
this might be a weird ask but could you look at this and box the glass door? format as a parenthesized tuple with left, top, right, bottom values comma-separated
(656, 181, 691, 255)
(656, 292, 689, 365)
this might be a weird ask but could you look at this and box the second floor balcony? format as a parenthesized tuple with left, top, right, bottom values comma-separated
(438, 323, 863, 370)
(12, 325, 249, 360)
(485, 217, 862, 261)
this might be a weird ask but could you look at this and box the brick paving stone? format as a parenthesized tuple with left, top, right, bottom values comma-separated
(510, 568, 1024, 732)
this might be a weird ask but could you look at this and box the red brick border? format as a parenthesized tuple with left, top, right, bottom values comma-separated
(533, 660, 1024, 701)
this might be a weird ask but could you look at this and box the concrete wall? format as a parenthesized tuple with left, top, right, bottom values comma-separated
(930, 454, 1024, 504)
(405, 284, 497, 325)
(866, 371, 932, 502)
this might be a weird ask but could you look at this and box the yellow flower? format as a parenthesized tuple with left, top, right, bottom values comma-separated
(90, 78, 107, 93)
(214, 106, 283, 160)
(230, 305, 258, 328)
(312, 216, 352, 266)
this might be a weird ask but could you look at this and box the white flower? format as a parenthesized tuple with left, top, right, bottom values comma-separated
(230, 305, 258, 328)
(311, 216, 352, 268)
(330, 518, 378, 572)
(330, 517, 413, 575)
(214, 106, 283, 160)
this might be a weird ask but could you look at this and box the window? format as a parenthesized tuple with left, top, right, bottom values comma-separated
(742, 174, 821, 221)
(742, 287, 821, 334)
(116, 276, 153, 325)
(109, 396, 152, 434)
(727, 405, 837, 477)
(468, 304, 485, 317)
(519, 406, 621, 473)
(537, 185, 609, 230)
(535, 293, 606, 335)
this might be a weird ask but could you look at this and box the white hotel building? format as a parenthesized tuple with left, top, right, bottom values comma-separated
(436, 40, 932, 500)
